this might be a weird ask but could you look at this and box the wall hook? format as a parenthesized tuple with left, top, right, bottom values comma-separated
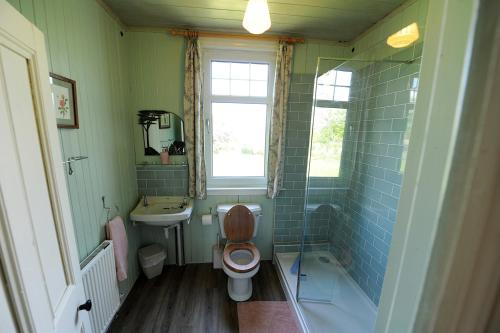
(62, 156, 88, 176)
(102, 196, 119, 221)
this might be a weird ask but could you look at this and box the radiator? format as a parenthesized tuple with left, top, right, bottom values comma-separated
(80, 240, 120, 333)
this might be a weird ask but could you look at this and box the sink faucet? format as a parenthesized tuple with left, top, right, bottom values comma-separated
(143, 195, 149, 207)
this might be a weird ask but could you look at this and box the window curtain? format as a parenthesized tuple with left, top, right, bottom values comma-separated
(267, 41, 294, 199)
(184, 34, 207, 199)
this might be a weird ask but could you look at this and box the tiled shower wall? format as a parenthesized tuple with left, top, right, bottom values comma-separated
(271, 0, 428, 307)
(273, 73, 315, 252)
(273, 74, 350, 253)
(329, 44, 422, 305)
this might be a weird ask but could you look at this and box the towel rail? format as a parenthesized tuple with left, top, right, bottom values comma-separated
(62, 155, 88, 175)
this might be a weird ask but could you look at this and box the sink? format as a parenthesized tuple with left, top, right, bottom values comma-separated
(130, 196, 193, 266)
(130, 196, 193, 227)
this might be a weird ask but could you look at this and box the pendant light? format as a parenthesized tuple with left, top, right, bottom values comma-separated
(243, 0, 271, 34)
(387, 22, 420, 48)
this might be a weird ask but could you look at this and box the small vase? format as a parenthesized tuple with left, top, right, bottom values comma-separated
(160, 150, 170, 165)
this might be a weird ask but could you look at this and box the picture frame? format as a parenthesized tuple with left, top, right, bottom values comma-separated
(50, 73, 78, 129)
(159, 113, 170, 129)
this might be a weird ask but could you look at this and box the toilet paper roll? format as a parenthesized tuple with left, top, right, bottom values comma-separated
(201, 214, 212, 226)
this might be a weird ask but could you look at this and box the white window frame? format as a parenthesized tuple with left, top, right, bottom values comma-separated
(202, 48, 276, 195)
(316, 69, 352, 102)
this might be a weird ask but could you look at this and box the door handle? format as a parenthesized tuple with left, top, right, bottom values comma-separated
(78, 299, 92, 312)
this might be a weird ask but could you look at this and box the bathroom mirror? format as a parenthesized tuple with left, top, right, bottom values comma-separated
(138, 110, 185, 156)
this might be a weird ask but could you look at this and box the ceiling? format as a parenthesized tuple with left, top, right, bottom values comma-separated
(103, 0, 406, 41)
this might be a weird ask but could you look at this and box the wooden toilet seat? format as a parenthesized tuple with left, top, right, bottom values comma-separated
(223, 243, 260, 273)
(224, 205, 255, 242)
(222, 205, 260, 273)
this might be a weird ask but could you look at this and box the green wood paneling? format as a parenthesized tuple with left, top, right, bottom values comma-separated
(12, 0, 140, 294)
(7, 0, 428, 297)
(11, 0, 349, 280)
(127, 32, 347, 263)
(18, 0, 34, 22)
(6, 0, 20, 11)
(125, 32, 185, 164)
(293, 41, 347, 74)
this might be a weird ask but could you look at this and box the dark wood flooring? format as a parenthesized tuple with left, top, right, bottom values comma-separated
(107, 261, 286, 333)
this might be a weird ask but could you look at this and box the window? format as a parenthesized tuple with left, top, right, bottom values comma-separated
(309, 107, 347, 177)
(316, 70, 352, 102)
(204, 49, 275, 193)
(308, 69, 352, 178)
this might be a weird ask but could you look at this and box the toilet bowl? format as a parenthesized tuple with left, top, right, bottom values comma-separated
(222, 243, 260, 301)
(217, 204, 263, 302)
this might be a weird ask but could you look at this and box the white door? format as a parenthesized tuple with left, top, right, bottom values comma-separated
(0, 2, 92, 333)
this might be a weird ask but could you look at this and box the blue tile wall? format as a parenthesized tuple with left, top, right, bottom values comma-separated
(329, 44, 422, 305)
(273, 76, 354, 250)
(273, 73, 317, 245)
(273, 73, 353, 251)
(136, 164, 188, 196)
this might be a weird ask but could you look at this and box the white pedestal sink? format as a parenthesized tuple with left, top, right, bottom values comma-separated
(130, 196, 193, 265)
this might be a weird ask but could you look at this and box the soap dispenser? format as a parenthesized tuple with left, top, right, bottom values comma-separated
(160, 147, 170, 165)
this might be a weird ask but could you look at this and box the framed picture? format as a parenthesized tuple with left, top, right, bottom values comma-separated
(159, 113, 170, 129)
(50, 73, 78, 129)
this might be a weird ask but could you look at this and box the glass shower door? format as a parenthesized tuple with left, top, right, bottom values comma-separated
(296, 216, 340, 302)
(297, 53, 420, 309)
(296, 58, 352, 303)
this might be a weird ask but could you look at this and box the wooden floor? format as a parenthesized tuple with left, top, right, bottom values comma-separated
(107, 261, 286, 333)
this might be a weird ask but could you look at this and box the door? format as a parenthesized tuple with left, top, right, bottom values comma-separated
(0, 2, 92, 333)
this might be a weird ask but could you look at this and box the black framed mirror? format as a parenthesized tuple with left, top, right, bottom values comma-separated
(137, 110, 185, 156)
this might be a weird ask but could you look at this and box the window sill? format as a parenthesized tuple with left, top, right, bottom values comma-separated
(207, 187, 267, 196)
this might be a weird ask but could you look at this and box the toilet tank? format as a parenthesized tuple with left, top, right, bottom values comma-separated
(216, 203, 262, 239)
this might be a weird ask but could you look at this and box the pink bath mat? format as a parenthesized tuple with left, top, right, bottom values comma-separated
(237, 301, 300, 333)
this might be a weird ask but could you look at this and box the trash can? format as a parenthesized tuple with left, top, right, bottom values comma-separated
(138, 244, 166, 279)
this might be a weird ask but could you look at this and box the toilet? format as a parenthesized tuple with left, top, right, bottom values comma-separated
(217, 203, 262, 302)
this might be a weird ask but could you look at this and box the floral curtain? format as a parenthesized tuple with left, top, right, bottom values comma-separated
(184, 35, 207, 199)
(267, 41, 294, 199)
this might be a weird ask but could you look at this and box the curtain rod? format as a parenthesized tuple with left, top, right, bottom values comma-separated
(169, 29, 305, 44)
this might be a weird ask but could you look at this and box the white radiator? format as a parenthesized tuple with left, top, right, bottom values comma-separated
(80, 240, 120, 333)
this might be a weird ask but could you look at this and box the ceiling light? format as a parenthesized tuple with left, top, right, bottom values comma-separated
(387, 23, 420, 48)
(243, 0, 271, 34)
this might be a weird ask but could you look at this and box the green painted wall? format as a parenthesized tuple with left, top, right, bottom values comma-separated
(183, 195, 274, 263)
(7, 0, 425, 294)
(292, 40, 349, 75)
(127, 33, 348, 263)
(8, 0, 140, 294)
(139, 194, 275, 264)
(125, 33, 275, 261)
(127, 33, 349, 164)
(7, 0, 351, 286)
(135, 164, 275, 264)
(125, 31, 186, 164)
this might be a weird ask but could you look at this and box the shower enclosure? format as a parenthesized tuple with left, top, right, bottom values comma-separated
(275, 50, 421, 332)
